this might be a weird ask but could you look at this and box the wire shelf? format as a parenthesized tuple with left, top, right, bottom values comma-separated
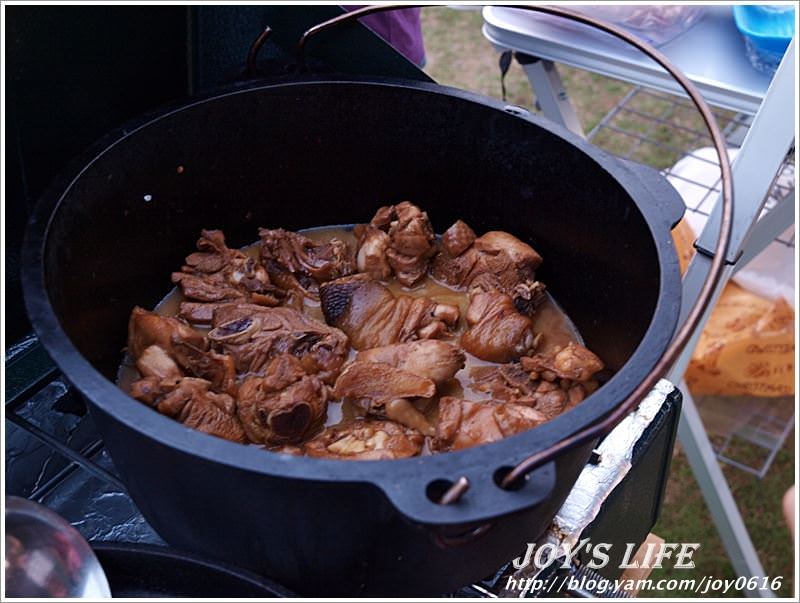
(586, 86, 795, 477)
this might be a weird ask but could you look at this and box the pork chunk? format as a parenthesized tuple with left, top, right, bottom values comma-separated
(461, 290, 539, 363)
(355, 202, 436, 286)
(521, 342, 604, 383)
(431, 229, 542, 295)
(434, 397, 546, 452)
(319, 274, 459, 349)
(332, 361, 436, 435)
(171, 230, 283, 324)
(127, 307, 237, 394)
(259, 228, 355, 301)
(130, 376, 247, 443)
(237, 355, 328, 445)
(127, 306, 206, 359)
(207, 303, 349, 384)
(356, 340, 465, 386)
(304, 419, 424, 460)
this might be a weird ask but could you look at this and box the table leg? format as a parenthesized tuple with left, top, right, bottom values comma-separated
(677, 384, 775, 597)
(515, 53, 584, 136)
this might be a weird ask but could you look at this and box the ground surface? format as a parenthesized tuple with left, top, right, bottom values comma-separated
(420, 7, 794, 597)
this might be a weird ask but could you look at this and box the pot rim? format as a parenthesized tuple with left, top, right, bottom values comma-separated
(21, 75, 680, 523)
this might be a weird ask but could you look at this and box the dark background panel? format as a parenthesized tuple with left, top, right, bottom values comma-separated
(5, 5, 427, 346)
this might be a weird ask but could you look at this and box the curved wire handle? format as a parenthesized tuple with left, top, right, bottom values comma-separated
(298, 4, 733, 497)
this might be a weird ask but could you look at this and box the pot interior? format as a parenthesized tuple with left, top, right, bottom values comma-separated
(42, 80, 662, 387)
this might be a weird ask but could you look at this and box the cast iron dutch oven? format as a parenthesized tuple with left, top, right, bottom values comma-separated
(22, 10, 694, 592)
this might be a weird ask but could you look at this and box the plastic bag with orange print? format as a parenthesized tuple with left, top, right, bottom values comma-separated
(672, 217, 795, 397)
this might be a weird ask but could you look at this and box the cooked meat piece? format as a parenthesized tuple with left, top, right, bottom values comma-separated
(434, 397, 546, 452)
(441, 219, 476, 256)
(354, 224, 393, 280)
(177, 301, 234, 325)
(334, 361, 436, 403)
(135, 345, 183, 380)
(170, 339, 238, 396)
(319, 274, 459, 349)
(237, 356, 328, 445)
(361, 201, 436, 286)
(128, 306, 206, 359)
(469, 362, 538, 405)
(470, 349, 602, 419)
(470, 364, 568, 420)
(129, 375, 175, 407)
(431, 229, 543, 294)
(207, 303, 349, 384)
(256, 352, 309, 390)
(332, 361, 436, 435)
(333, 360, 436, 430)
(171, 230, 283, 318)
(304, 419, 424, 460)
(510, 280, 547, 316)
(171, 272, 242, 303)
(521, 342, 604, 382)
(259, 228, 355, 301)
(127, 307, 238, 394)
(130, 376, 246, 443)
(382, 202, 436, 258)
(356, 340, 465, 386)
(157, 377, 246, 443)
(461, 290, 539, 363)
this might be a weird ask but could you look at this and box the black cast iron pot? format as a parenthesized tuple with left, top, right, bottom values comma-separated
(23, 76, 684, 596)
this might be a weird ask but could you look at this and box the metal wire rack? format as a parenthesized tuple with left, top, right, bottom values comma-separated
(586, 85, 795, 478)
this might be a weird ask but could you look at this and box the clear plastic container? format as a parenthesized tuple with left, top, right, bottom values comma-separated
(571, 5, 706, 47)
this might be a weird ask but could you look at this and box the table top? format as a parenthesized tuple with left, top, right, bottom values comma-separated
(482, 5, 775, 115)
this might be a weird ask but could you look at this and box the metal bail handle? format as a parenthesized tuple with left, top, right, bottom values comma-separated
(297, 4, 734, 502)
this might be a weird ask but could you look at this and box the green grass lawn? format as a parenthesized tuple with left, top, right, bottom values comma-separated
(420, 7, 795, 597)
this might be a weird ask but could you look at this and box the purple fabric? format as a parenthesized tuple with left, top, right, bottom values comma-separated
(343, 6, 426, 66)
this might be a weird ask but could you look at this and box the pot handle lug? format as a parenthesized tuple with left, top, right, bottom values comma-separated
(617, 158, 686, 230)
(377, 460, 557, 536)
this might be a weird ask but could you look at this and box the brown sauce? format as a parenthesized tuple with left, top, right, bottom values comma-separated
(118, 226, 584, 435)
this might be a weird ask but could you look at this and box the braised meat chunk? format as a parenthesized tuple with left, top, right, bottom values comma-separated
(334, 361, 436, 403)
(171, 230, 283, 324)
(135, 345, 183, 381)
(470, 343, 604, 419)
(434, 397, 546, 452)
(128, 307, 237, 395)
(333, 361, 436, 435)
(431, 228, 542, 295)
(356, 340, 465, 386)
(440, 219, 476, 256)
(237, 355, 328, 445)
(470, 363, 575, 420)
(354, 225, 393, 280)
(208, 303, 349, 384)
(130, 376, 247, 443)
(521, 342, 604, 383)
(128, 306, 206, 359)
(305, 419, 424, 460)
(319, 274, 459, 349)
(461, 289, 539, 363)
(259, 228, 355, 302)
(356, 201, 436, 286)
